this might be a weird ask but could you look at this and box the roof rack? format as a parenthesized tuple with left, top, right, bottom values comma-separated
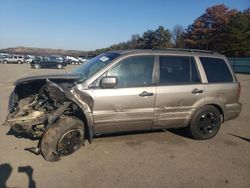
(153, 48, 216, 54)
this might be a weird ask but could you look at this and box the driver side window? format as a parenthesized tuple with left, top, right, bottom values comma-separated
(107, 56, 155, 87)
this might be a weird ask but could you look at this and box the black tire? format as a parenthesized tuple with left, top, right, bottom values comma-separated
(187, 105, 221, 140)
(3, 60, 8, 64)
(40, 116, 85, 162)
(17, 60, 22, 64)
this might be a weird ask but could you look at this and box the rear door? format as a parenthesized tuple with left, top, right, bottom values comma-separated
(153, 56, 204, 128)
(91, 55, 157, 133)
(199, 57, 239, 120)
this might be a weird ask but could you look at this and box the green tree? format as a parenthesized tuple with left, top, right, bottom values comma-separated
(138, 26, 172, 49)
(138, 29, 158, 49)
(155, 26, 172, 48)
(222, 11, 250, 57)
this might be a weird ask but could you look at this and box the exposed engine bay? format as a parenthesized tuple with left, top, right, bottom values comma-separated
(4, 78, 84, 139)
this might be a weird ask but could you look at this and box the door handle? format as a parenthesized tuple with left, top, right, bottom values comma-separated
(139, 91, 154, 97)
(192, 88, 203, 94)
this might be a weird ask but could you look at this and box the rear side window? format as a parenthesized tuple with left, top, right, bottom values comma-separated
(159, 56, 200, 84)
(200, 57, 233, 83)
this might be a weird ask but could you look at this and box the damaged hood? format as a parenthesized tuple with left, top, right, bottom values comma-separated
(14, 73, 82, 86)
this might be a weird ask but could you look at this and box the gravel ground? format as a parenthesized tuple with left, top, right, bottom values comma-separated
(0, 64, 249, 188)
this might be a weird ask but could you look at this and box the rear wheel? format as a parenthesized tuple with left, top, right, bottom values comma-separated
(40, 116, 85, 161)
(3, 60, 7, 64)
(187, 105, 221, 140)
(17, 60, 22, 64)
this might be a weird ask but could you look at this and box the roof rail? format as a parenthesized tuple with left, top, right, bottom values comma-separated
(153, 48, 216, 54)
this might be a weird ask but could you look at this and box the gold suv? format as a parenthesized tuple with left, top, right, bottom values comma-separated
(4, 49, 242, 161)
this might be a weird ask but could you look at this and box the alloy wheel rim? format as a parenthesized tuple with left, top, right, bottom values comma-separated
(57, 129, 82, 156)
(197, 112, 218, 135)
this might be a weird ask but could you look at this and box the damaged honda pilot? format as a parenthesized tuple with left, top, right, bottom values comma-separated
(3, 49, 242, 161)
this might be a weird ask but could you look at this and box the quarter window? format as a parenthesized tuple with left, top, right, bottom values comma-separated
(159, 56, 200, 84)
(200, 57, 233, 83)
(107, 56, 155, 87)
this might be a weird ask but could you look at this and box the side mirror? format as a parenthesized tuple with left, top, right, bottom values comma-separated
(100, 76, 117, 88)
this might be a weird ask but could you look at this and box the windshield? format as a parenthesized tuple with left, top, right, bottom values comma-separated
(71, 52, 120, 81)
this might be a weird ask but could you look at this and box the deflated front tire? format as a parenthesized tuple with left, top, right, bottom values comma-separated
(40, 116, 85, 162)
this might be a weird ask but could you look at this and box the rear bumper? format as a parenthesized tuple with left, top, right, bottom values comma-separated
(224, 102, 242, 121)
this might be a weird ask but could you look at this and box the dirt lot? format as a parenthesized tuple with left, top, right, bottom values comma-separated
(0, 64, 249, 188)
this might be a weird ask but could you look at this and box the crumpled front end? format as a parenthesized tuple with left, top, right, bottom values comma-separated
(3, 78, 79, 138)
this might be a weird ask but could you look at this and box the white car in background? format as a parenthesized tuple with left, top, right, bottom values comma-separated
(1, 54, 25, 64)
(77, 57, 86, 63)
(25, 55, 36, 64)
(66, 56, 80, 65)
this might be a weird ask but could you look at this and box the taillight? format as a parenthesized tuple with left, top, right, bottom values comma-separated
(237, 82, 241, 99)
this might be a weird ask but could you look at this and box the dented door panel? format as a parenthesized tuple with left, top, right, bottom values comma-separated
(92, 86, 156, 133)
(154, 84, 205, 128)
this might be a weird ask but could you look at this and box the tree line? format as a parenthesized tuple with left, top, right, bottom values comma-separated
(87, 4, 250, 57)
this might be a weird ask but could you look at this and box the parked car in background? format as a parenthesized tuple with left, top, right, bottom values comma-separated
(0, 53, 10, 58)
(1, 54, 25, 64)
(77, 57, 87, 63)
(65, 56, 81, 65)
(3, 49, 242, 161)
(25, 55, 36, 64)
(77, 56, 95, 64)
(0, 53, 10, 63)
(30, 55, 67, 69)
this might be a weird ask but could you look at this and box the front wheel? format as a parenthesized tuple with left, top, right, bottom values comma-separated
(40, 116, 85, 161)
(187, 105, 221, 140)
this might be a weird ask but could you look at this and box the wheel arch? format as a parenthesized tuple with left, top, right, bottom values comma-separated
(64, 87, 95, 143)
(184, 102, 225, 127)
(73, 104, 94, 143)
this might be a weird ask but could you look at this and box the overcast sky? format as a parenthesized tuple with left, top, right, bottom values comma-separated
(0, 0, 248, 50)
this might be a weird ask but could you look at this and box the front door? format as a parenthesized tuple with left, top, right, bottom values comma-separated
(92, 55, 157, 134)
(154, 56, 204, 128)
